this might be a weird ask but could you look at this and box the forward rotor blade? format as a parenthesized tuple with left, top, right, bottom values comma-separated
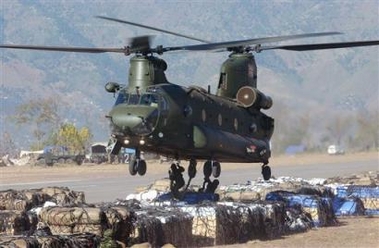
(97, 15, 211, 43)
(163, 32, 342, 52)
(260, 40, 379, 51)
(0, 44, 128, 54)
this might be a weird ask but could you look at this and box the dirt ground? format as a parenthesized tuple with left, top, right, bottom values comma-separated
(217, 217, 379, 248)
(1, 152, 378, 247)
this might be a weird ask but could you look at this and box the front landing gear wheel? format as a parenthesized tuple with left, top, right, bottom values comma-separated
(262, 164, 271, 181)
(137, 160, 147, 176)
(129, 159, 138, 176)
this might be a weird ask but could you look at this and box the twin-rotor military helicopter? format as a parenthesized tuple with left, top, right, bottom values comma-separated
(1, 16, 379, 187)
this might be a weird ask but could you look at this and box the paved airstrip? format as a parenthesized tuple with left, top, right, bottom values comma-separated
(1, 153, 377, 203)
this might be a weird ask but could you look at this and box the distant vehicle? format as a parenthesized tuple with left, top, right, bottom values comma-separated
(88, 142, 108, 164)
(327, 145, 345, 155)
(37, 146, 85, 166)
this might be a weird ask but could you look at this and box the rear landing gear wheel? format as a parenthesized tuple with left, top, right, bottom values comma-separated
(188, 159, 197, 179)
(212, 161, 221, 178)
(203, 161, 212, 178)
(262, 164, 271, 181)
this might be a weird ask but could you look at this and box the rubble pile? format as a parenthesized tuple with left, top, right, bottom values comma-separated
(0, 171, 378, 247)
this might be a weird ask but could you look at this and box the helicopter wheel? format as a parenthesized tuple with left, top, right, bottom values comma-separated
(212, 161, 221, 178)
(137, 160, 147, 176)
(203, 160, 212, 178)
(129, 158, 138, 176)
(262, 164, 271, 181)
(188, 159, 197, 179)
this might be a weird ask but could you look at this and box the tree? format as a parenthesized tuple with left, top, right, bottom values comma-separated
(325, 115, 352, 146)
(13, 97, 61, 149)
(55, 123, 92, 154)
(354, 110, 379, 151)
(0, 132, 18, 157)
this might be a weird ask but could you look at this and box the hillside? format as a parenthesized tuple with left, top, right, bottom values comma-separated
(0, 0, 378, 151)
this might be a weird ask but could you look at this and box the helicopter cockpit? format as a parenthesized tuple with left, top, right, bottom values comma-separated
(115, 90, 160, 107)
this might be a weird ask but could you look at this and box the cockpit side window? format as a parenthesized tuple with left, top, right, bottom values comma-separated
(218, 73, 227, 90)
(115, 91, 129, 105)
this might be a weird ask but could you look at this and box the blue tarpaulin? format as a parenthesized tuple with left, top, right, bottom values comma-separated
(334, 185, 379, 216)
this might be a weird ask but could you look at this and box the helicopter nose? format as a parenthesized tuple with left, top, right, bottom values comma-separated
(108, 104, 158, 135)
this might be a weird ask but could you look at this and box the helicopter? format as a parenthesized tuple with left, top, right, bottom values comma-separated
(1, 16, 379, 186)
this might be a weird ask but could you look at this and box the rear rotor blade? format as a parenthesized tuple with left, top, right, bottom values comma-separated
(97, 15, 211, 43)
(163, 32, 342, 52)
(260, 40, 379, 51)
(0, 44, 128, 54)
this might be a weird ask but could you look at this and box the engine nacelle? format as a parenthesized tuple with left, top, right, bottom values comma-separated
(236, 86, 273, 109)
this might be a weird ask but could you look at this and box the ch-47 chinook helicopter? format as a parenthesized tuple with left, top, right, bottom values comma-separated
(1, 16, 379, 185)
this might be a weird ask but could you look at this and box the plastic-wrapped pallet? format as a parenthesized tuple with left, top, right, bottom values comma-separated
(333, 185, 378, 216)
(260, 202, 286, 237)
(102, 206, 135, 246)
(218, 190, 261, 202)
(266, 191, 335, 227)
(0, 210, 32, 235)
(346, 186, 379, 215)
(130, 208, 193, 248)
(0, 187, 86, 211)
(179, 203, 249, 246)
(39, 206, 106, 235)
(38, 187, 86, 205)
(0, 190, 34, 211)
(217, 201, 284, 241)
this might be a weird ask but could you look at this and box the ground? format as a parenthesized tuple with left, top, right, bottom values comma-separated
(218, 217, 379, 248)
(1, 152, 378, 247)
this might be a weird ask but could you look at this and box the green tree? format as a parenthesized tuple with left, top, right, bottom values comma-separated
(55, 123, 92, 154)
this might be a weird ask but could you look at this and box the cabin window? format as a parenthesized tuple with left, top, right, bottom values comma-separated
(202, 109, 206, 122)
(218, 73, 227, 90)
(234, 118, 238, 131)
(183, 105, 193, 117)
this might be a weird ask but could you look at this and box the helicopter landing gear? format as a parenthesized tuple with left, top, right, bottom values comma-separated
(129, 150, 147, 176)
(200, 160, 221, 194)
(188, 159, 197, 179)
(203, 160, 221, 178)
(261, 163, 271, 181)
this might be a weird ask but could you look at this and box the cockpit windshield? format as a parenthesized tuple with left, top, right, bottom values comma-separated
(115, 91, 161, 107)
(140, 94, 159, 107)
